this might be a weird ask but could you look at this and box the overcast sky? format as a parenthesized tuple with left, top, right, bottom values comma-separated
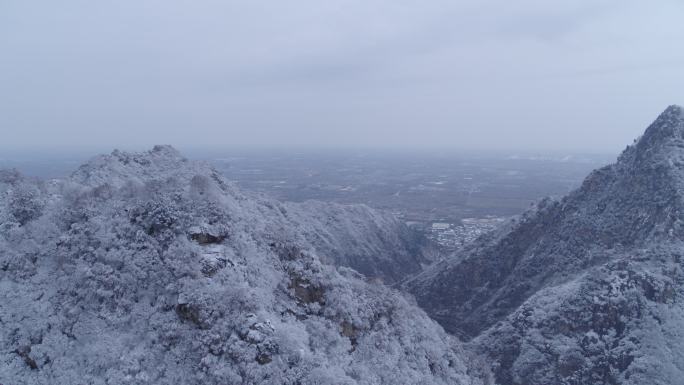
(1, 0, 684, 153)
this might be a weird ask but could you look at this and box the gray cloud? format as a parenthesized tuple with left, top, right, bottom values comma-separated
(1, 0, 683, 153)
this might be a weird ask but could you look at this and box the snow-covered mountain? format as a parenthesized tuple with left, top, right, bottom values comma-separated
(407, 105, 684, 384)
(8, 105, 683, 385)
(0, 146, 488, 384)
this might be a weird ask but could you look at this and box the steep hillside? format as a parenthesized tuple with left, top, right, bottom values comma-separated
(284, 200, 434, 284)
(407, 105, 684, 384)
(0, 146, 488, 385)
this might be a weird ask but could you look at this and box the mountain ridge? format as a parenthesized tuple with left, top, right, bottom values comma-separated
(0, 148, 488, 385)
(407, 105, 684, 384)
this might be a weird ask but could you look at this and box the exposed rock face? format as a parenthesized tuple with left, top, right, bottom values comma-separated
(0, 147, 488, 384)
(407, 106, 684, 384)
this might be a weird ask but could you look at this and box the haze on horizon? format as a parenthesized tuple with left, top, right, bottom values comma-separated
(1, 0, 684, 153)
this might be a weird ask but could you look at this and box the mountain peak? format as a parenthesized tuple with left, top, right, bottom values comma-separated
(408, 105, 684, 383)
(638, 105, 684, 145)
(110, 144, 185, 162)
(667, 104, 683, 115)
(1, 146, 487, 384)
(617, 105, 684, 169)
(70, 145, 213, 188)
(641, 105, 684, 141)
(150, 144, 184, 157)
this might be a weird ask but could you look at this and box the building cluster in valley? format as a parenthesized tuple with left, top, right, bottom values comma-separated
(418, 216, 506, 251)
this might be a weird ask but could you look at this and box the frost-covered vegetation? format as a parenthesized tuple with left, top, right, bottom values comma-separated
(408, 105, 684, 384)
(0, 146, 489, 384)
(283, 200, 435, 284)
(6, 106, 684, 385)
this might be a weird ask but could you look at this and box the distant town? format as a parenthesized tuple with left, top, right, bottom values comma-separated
(420, 217, 506, 251)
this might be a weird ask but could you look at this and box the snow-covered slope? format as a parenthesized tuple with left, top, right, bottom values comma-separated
(407, 105, 684, 384)
(0, 146, 488, 385)
(283, 200, 433, 284)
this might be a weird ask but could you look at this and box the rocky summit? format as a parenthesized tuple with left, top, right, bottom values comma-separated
(407, 105, 684, 385)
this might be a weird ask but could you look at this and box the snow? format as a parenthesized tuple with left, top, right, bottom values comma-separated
(408, 106, 684, 384)
(0, 147, 487, 385)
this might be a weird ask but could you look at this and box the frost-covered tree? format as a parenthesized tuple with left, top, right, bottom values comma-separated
(0, 145, 489, 385)
(408, 106, 684, 384)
